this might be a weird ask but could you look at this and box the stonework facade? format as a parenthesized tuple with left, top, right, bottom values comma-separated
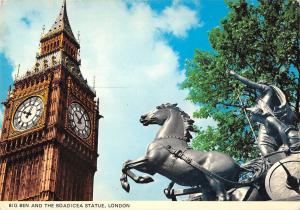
(0, 0, 100, 201)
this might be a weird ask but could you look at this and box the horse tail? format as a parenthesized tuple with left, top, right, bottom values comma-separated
(238, 157, 269, 185)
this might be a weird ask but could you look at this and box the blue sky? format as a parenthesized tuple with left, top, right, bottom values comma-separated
(0, 0, 229, 200)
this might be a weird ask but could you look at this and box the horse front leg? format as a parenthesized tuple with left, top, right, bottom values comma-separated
(164, 181, 176, 201)
(121, 156, 155, 192)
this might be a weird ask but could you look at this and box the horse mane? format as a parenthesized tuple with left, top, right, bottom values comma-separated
(157, 103, 197, 142)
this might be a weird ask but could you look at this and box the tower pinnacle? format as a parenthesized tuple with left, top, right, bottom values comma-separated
(38, 0, 79, 60)
(42, 0, 77, 44)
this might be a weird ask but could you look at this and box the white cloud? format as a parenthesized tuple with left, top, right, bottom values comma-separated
(0, 0, 214, 200)
(157, 4, 201, 37)
(0, 0, 59, 74)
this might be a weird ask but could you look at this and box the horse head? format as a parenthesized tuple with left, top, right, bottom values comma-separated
(140, 103, 176, 126)
(140, 103, 197, 142)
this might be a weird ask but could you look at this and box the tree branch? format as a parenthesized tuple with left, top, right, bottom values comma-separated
(217, 102, 246, 109)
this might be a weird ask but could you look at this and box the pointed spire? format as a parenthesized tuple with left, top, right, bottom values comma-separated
(77, 31, 80, 43)
(93, 75, 96, 89)
(15, 64, 20, 80)
(41, 25, 45, 36)
(42, 0, 77, 43)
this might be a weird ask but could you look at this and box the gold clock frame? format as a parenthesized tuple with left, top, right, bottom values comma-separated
(9, 89, 48, 138)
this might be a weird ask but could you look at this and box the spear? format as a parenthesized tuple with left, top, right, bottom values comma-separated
(237, 92, 258, 143)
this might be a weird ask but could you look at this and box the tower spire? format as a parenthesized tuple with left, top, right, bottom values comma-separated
(39, 0, 79, 60)
(42, 0, 77, 43)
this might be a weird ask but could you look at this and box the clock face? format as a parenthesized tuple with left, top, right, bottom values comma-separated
(68, 102, 91, 139)
(13, 96, 44, 131)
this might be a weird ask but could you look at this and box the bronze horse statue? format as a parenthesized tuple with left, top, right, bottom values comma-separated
(120, 103, 265, 200)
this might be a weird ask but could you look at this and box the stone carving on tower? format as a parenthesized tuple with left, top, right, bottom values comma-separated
(0, 0, 100, 201)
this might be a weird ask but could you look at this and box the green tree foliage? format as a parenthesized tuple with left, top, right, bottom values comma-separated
(181, 0, 300, 161)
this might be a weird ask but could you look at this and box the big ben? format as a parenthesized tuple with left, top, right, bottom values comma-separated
(0, 0, 100, 201)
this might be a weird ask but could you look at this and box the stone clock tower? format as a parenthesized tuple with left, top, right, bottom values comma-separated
(0, 0, 100, 201)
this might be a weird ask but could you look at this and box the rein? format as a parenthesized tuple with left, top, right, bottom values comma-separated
(164, 140, 300, 187)
(164, 144, 264, 187)
(263, 143, 300, 158)
(155, 136, 188, 141)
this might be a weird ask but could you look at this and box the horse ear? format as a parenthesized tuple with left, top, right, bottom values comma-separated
(187, 125, 196, 132)
(172, 103, 178, 107)
(188, 119, 195, 124)
(156, 106, 161, 109)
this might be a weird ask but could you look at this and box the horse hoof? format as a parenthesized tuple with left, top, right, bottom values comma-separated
(216, 195, 227, 201)
(164, 189, 174, 199)
(138, 176, 154, 183)
(121, 180, 130, 193)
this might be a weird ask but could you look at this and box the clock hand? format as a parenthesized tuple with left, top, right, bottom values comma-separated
(22, 109, 32, 118)
(25, 108, 33, 118)
(26, 99, 36, 118)
(78, 113, 85, 124)
(74, 111, 81, 124)
(22, 110, 30, 115)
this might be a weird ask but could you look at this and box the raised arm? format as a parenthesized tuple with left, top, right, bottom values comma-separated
(229, 70, 269, 91)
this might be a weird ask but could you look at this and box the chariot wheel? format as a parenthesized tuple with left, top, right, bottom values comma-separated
(265, 154, 300, 200)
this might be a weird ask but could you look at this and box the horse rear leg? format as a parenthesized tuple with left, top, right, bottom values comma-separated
(208, 178, 228, 201)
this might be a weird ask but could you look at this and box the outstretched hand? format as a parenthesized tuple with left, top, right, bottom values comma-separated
(229, 70, 236, 76)
(280, 144, 291, 155)
(246, 107, 259, 113)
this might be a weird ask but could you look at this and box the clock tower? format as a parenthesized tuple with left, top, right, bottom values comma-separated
(0, 0, 100, 201)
